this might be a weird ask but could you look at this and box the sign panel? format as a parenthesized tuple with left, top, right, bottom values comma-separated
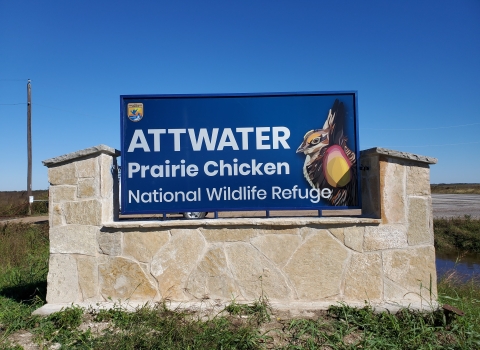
(120, 92, 360, 214)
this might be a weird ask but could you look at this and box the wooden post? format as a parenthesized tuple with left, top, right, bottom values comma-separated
(27, 79, 32, 215)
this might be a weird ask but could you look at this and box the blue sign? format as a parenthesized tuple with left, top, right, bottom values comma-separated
(120, 92, 360, 214)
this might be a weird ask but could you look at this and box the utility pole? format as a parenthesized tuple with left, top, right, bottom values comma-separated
(27, 79, 32, 215)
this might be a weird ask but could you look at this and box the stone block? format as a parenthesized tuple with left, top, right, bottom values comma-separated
(344, 253, 382, 301)
(138, 261, 159, 291)
(261, 227, 300, 235)
(344, 226, 364, 252)
(299, 226, 320, 240)
(151, 230, 206, 300)
(76, 157, 98, 178)
(50, 225, 98, 256)
(383, 246, 437, 298)
(99, 256, 157, 301)
(360, 153, 380, 176)
(46, 254, 80, 303)
(408, 197, 431, 245)
(102, 198, 115, 223)
(100, 154, 115, 198)
(77, 178, 97, 198)
(328, 228, 345, 243)
(380, 161, 406, 223)
(251, 234, 303, 267)
(123, 231, 170, 263)
(50, 185, 76, 203)
(407, 164, 431, 196)
(76, 255, 99, 301)
(363, 225, 408, 251)
(97, 232, 122, 256)
(361, 175, 381, 218)
(225, 242, 293, 300)
(186, 246, 238, 299)
(360, 154, 381, 218)
(64, 199, 102, 225)
(384, 278, 424, 303)
(284, 230, 349, 299)
(50, 203, 64, 227)
(201, 227, 257, 242)
(48, 163, 77, 185)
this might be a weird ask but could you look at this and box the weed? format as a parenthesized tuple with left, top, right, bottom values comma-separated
(438, 272, 480, 335)
(34, 305, 87, 347)
(93, 303, 135, 328)
(48, 305, 84, 330)
(225, 295, 271, 325)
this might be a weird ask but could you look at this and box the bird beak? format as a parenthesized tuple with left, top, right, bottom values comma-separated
(296, 144, 306, 154)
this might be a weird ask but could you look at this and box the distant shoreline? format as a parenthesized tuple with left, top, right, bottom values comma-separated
(431, 183, 480, 195)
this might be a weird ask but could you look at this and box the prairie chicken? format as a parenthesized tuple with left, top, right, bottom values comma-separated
(296, 99, 357, 206)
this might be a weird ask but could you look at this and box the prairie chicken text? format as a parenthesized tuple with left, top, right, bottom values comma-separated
(128, 159, 290, 178)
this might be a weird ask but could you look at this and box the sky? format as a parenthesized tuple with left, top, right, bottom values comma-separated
(1, 0, 479, 191)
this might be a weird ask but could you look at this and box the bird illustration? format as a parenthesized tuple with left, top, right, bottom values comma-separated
(296, 99, 357, 206)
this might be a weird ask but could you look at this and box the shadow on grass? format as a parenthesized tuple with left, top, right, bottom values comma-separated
(0, 280, 47, 305)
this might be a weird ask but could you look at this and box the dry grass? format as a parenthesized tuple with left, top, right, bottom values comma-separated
(0, 190, 48, 217)
(431, 183, 480, 195)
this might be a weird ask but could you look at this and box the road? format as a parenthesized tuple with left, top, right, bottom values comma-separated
(432, 194, 480, 219)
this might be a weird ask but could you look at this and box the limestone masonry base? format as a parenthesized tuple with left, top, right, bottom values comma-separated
(35, 145, 438, 315)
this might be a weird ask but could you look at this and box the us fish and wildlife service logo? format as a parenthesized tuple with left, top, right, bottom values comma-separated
(127, 103, 144, 122)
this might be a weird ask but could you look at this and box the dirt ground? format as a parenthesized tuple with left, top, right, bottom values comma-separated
(0, 215, 48, 224)
(431, 194, 480, 219)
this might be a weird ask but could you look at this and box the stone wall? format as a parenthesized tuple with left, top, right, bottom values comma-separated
(39, 145, 437, 313)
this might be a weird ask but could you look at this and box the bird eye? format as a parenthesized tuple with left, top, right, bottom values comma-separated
(310, 137, 320, 145)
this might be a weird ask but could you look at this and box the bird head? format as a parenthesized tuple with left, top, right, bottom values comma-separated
(296, 128, 330, 156)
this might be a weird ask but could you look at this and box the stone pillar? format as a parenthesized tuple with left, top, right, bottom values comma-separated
(42, 145, 120, 303)
(360, 147, 438, 303)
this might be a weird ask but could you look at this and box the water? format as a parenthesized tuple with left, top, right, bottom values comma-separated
(436, 251, 480, 280)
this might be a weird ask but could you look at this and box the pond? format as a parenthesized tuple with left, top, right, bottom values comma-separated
(436, 251, 480, 280)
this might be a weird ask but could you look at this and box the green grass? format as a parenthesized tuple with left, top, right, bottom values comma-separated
(0, 222, 49, 301)
(273, 275, 480, 349)
(1, 222, 480, 349)
(437, 273, 480, 348)
(434, 216, 480, 254)
(2, 293, 480, 349)
(2, 300, 271, 349)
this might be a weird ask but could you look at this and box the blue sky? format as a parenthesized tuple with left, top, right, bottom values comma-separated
(1, 0, 479, 191)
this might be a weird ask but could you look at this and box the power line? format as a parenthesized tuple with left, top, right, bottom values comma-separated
(0, 102, 99, 118)
(33, 103, 97, 118)
(364, 122, 480, 131)
(0, 79, 29, 81)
